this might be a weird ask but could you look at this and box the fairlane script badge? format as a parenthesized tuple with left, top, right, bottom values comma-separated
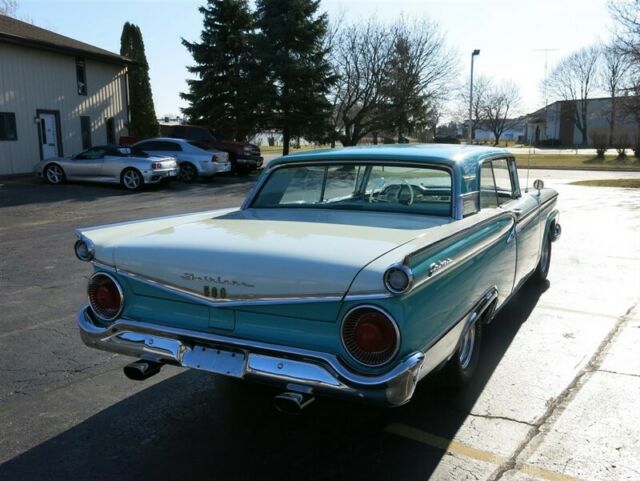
(180, 273, 255, 288)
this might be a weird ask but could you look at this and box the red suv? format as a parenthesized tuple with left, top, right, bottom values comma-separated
(159, 124, 263, 175)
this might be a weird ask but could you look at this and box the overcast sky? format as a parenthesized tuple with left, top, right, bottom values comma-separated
(17, 0, 614, 119)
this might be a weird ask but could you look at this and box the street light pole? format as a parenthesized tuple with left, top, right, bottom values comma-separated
(468, 49, 480, 145)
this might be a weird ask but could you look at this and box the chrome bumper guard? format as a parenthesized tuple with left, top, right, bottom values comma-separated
(77, 307, 424, 406)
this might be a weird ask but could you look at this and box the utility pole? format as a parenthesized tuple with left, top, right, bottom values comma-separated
(468, 49, 480, 145)
(533, 48, 558, 142)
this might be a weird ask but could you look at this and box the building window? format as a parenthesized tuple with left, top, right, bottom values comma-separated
(106, 117, 116, 144)
(0, 112, 17, 141)
(76, 57, 87, 95)
(80, 116, 92, 149)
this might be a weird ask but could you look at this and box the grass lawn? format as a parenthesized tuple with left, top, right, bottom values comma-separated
(514, 154, 640, 171)
(570, 179, 640, 188)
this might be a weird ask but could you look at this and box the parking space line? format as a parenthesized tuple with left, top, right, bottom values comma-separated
(385, 423, 583, 481)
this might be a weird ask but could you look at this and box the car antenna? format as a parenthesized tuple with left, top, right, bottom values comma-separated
(525, 144, 532, 193)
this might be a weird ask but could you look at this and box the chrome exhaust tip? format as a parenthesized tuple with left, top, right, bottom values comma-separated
(274, 392, 315, 414)
(124, 360, 162, 381)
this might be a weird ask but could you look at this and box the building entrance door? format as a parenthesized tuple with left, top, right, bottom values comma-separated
(38, 112, 60, 159)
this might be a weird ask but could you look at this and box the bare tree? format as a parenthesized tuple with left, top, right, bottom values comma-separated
(546, 46, 601, 145)
(457, 75, 491, 142)
(600, 43, 631, 145)
(329, 20, 392, 146)
(381, 18, 458, 142)
(0, 0, 18, 16)
(608, 0, 640, 67)
(329, 17, 457, 146)
(482, 81, 521, 145)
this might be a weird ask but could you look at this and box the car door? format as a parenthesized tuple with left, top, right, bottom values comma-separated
(490, 158, 541, 286)
(66, 147, 108, 179)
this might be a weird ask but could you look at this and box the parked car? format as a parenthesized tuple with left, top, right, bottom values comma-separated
(34, 145, 178, 191)
(132, 138, 231, 183)
(159, 124, 263, 175)
(73, 145, 561, 411)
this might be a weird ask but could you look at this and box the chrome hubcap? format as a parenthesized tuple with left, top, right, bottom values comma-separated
(123, 171, 140, 189)
(458, 323, 476, 369)
(46, 166, 62, 183)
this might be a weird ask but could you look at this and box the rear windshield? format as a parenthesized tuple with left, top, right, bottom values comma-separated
(251, 163, 452, 216)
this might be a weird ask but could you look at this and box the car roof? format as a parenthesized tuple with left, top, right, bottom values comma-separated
(270, 144, 511, 170)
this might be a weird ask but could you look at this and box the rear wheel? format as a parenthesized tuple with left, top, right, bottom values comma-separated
(121, 168, 144, 191)
(44, 164, 65, 184)
(441, 317, 482, 386)
(533, 232, 552, 282)
(179, 163, 198, 183)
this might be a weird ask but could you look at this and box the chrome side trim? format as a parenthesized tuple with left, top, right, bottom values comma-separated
(118, 268, 345, 307)
(403, 211, 514, 266)
(408, 214, 514, 291)
(77, 307, 425, 406)
(90, 263, 390, 307)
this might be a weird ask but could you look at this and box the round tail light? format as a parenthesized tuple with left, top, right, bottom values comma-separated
(88, 272, 124, 322)
(341, 306, 400, 367)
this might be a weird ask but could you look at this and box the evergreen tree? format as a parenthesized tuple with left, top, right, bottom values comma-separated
(120, 23, 159, 137)
(181, 0, 259, 141)
(254, 0, 335, 155)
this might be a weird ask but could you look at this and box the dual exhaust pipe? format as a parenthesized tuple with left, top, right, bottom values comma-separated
(124, 360, 315, 413)
(273, 391, 315, 414)
(124, 360, 162, 381)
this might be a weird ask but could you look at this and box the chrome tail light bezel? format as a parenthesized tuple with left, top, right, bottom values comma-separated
(87, 272, 124, 323)
(340, 305, 401, 368)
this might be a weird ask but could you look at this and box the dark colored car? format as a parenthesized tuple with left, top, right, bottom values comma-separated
(159, 125, 263, 175)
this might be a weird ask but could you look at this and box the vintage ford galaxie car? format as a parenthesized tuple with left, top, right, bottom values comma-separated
(74, 145, 560, 411)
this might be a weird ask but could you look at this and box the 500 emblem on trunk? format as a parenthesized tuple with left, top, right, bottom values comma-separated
(180, 273, 254, 299)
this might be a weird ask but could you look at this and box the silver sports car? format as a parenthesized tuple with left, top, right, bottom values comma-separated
(34, 145, 179, 191)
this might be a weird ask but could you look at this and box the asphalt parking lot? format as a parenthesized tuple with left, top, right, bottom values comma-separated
(1, 168, 639, 481)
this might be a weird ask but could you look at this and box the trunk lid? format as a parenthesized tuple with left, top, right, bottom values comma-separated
(90, 209, 448, 301)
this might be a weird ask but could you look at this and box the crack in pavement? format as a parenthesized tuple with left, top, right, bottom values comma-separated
(597, 368, 640, 379)
(490, 301, 639, 481)
(467, 412, 536, 427)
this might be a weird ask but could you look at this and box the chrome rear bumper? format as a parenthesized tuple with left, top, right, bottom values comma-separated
(77, 307, 424, 406)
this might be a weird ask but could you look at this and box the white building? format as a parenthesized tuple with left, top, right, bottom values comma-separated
(524, 97, 639, 146)
(0, 15, 131, 175)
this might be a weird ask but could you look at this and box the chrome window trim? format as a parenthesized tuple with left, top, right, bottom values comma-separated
(88, 272, 124, 322)
(339, 304, 401, 369)
(242, 160, 457, 218)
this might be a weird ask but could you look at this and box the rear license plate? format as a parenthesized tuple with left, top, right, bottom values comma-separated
(182, 346, 246, 378)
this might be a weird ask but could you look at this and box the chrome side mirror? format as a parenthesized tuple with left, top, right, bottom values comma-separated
(533, 179, 544, 191)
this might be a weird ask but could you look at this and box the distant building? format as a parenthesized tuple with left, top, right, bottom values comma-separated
(0, 15, 131, 175)
(474, 118, 525, 143)
(524, 97, 639, 146)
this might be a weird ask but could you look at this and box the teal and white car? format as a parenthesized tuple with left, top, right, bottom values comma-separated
(74, 145, 561, 411)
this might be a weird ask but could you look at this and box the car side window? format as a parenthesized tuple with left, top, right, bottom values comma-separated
(78, 147, 108, 160)
(480, 162, 499, 209)
(492, 158, 514, 200)
(480, 159, 516, 210)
